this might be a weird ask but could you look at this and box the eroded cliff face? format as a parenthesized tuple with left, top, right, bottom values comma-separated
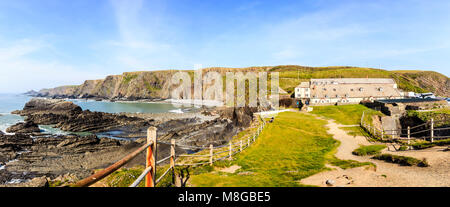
(38, 71, 179, 100)
(36, 67, 276, 100)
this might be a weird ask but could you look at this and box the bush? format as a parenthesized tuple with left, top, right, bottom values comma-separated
(372, 154, 429, 167)
(352, 145, 386, 156)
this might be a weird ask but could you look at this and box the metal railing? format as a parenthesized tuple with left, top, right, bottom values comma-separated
(74, 116, 266, 187)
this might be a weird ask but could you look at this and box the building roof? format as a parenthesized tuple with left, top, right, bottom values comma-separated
(310, 78, 395, 85)
(310, 83, 402, 99)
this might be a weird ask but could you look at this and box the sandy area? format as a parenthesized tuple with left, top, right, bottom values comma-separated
(300, 118, 450, 187)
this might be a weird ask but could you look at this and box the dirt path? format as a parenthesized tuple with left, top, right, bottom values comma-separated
(300, 119, 450, 187)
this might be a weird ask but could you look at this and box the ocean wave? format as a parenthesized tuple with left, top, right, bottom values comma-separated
(7, 179, 28, 184)
(169, 109, 184, 114)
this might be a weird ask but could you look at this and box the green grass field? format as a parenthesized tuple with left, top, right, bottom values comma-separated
(311, 104, 383, 125)
(188, 111, 372, 187)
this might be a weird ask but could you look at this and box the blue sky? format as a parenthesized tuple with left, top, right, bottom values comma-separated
(0, 0, 449, 93)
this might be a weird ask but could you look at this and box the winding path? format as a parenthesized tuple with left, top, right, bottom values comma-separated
(300, 118, 450, 187)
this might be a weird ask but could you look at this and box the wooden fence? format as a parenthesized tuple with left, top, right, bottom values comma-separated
(360, 111, 450, 143)
(74, 116, 266, 187)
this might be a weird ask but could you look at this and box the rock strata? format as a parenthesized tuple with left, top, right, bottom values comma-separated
(12, 98, 152, 134)
(0, 132, 133, 184)
(6, 121, 41, 134)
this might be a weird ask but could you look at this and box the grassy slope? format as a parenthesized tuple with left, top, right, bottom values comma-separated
(406, 108, 450, 127)
(189, 111, 371, 187)
(310, 104, 383, 125)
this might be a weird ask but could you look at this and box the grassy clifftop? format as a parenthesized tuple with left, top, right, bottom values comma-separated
(37, 65, 450, 100)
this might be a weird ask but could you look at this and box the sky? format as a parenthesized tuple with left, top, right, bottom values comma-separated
(0, 0, 449, 93)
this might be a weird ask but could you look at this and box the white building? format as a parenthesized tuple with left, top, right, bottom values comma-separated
(295, 78, 403, 105)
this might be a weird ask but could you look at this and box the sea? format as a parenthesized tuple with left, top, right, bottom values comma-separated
(0, 93, 194, 135)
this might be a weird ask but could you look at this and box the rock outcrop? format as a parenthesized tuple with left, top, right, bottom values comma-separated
(6, 121, 41, 134)
(0, 132, 133, 184)
(0, 133, 33, 163)
(2, 98, 263, 185)
(12, 98, 151, 133)
(0, 177, 49, 187)
(37, 71, 179, 100)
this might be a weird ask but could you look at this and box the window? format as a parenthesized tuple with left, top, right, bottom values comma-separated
(359, 87, 364, 91)
(350, 89, 354, 91)
(378, 87, 383, 91)
(333, 88, 336, 91)
(323, 88, 327, 91)
(325, 95, 328, 98)
(335, 94, 339, 98)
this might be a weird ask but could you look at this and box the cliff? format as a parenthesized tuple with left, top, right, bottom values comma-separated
(36, 66, 450, 100)
(38, 71, 179, 100)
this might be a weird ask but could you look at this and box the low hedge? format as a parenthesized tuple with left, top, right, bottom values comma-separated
(372, 154, 429, 167)
(411, 139, 450, 150)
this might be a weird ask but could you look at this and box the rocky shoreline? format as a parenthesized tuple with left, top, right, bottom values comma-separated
(0, 98, 260, 186)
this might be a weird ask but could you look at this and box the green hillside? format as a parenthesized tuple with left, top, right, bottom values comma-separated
(38, 65, 450, 99)
(266, 65, 449, 96)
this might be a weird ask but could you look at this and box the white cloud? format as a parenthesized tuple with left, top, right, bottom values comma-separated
(106, 0, 186, 70)
(0, 38, 105, 93)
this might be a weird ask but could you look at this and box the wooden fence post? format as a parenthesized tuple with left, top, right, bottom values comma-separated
(146, 127, 157, 187)
(240, 140, 243, 152)
(381, 130, 384, 141)
(361, 111, 365, 126)
(209, 144, 213, 165)
(430, 118, 434, 143)
(407, 126, 411, 146)
(247, 138, 250, 147)
(229, 142, 232, 159)
(170, 139, 175, 185)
